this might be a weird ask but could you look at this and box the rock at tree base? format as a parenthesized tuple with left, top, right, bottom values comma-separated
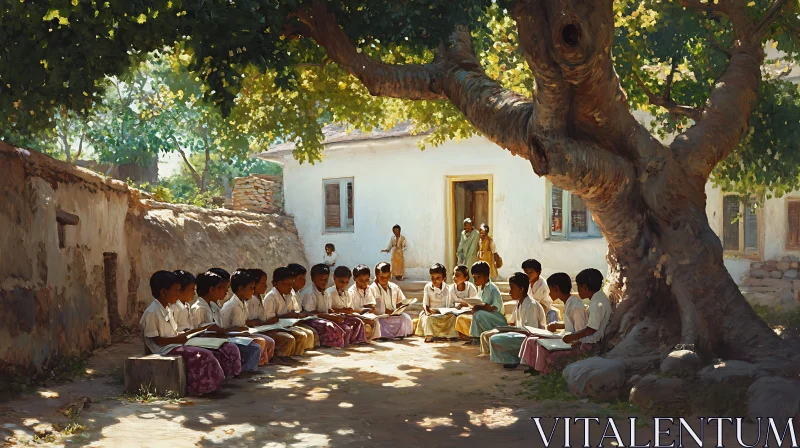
(124, 355, 186, 397)
(629, 374, 686, 410)
(698, 360, 765, 384)
(562, 357, 625, 400)
(747, 377, 800, 423)
(660, 350, 702, 377)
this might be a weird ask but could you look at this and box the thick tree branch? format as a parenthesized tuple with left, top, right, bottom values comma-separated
(297, 3, 443, 100)
(673, 0, 790, 178)
(171, 135, 202, 187)
(632, 73, 702, 121)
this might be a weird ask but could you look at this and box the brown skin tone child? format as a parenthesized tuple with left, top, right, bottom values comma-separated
(424, 272, 446, 315)
(232, 280, 264, 327)
(523, 267, 541, 288)
(545, 285, 570, 333)
(453, 268, 473, 309)
(307, 272, 345, 324)
(152, 283, 205, 346)
(561, 284, 598, 345)
(375, 271, 403, 308)
(353, 274, 376, 313)
(278, 275, 309, 319)
(381, 227, 404, 281)
(199, 281, 245, 333)
(469, 273, 497, 313)
(331, 274, 355, 314)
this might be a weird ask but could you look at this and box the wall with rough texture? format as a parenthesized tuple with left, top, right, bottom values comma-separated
(124, 200, 306, 320)
(232, 174, 284, 214)
(0, 144, 132, 372)
(0, 144, 307, 372)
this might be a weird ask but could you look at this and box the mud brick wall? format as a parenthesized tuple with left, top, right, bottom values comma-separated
(742, 256, 800, 310)
(0, 144, 306, 374)
(232, 175, 283, 214)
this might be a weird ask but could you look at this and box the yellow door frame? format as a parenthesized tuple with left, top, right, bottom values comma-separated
(445, 174, 494, 272)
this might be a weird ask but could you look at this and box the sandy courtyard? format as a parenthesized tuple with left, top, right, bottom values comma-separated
(0, 337, 774, 447)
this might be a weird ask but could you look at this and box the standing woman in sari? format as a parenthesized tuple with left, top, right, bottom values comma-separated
(456, 219, 480, 270)
(477, 224, 499, 280)
(381, 224, 407, 281)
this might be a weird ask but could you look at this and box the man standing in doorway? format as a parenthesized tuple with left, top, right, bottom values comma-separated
(457, 218, 480, 269)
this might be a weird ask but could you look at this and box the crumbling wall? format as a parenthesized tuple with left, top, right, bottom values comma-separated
(123, 200, 307, 322)
(742, 256, 800, 310)
(0, 144, 308, 372)
(0, 144, 132, 372)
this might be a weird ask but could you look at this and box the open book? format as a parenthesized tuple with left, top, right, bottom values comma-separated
(458, 297, 484, 307)
(434, 307, 473, 316)
(184, 337, 227, 350)
(536, 338, 575, 351)
(389, 298, 417, 316)
(278, 318, 303, 327)
(493, 326, 568, 339)
(248, 323, 286, 333)
(186, 329, 211, 339)
(228, 336, 255, 346)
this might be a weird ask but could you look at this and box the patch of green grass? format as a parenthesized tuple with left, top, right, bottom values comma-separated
(751, 303, 800, 329)
(55, 422, 87, 436)
(122, 383, 184, 404)
(523, 370, 576, 402)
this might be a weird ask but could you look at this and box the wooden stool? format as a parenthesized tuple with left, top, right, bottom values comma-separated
(124, 354, 186, 397)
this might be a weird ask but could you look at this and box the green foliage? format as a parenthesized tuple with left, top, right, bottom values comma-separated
(123, 383, 184, 404)
(751, 303, 800, 329)
(2, 0, 800, 195)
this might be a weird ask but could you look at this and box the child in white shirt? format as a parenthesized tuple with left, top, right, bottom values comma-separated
(522, 259, 557, 323)
(369, 262, 413, 339)
(486, 272, 546, 368)
(416, 263, 458, 342)
(347, 264, 381, 340)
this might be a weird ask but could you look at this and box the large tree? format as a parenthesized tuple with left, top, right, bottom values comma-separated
(2, 0, 800, 372)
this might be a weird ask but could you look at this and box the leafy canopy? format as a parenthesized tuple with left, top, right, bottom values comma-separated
(1, 0, 799, 196)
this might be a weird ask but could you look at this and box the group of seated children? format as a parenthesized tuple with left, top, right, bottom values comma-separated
(141, 261, 417, 395)
(416, 259, 611, 373)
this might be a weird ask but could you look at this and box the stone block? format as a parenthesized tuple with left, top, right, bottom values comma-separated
(777, 262, 792, 271)
(630, 374, 686, 410)
(750, 262, 765, 270)
(750, 269, 768, 279)
(784, 270, 798, 279)
(563, 357, 626, 400)
(747, 377, 800, 423)
(699, 360, 764, 383)
(124, 354, 186, 397)
(660, 350, 702, 377)
(771, 270, 785, 279)
(792, 262, 799, 269)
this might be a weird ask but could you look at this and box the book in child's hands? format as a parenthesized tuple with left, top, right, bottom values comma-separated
(228, 336, 255, 346)
(492, 326, 568, 339)
(249, 324, 286, 333)
(184, 337, 227, 349)
(278, 318, 302, 327)
(435, 307, 472, 316)
(360, 313, 379, 320)
(459, 297, 484, 306)
(390, 298, 417, 316)
(536, 338, 574, 351)
(186, 329, 210, 339)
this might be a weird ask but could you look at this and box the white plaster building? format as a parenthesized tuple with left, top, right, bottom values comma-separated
(259, 122, 800, 284)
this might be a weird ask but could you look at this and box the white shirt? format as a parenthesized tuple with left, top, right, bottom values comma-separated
(528, 277, 552, 313)
(327, 286, 351, 309)
(262, 288, 283, 320)
(582, 290, 612, 344)
(299, 284, 331, 313)
(348, 285, 376, 310)
(448, 281, 478, 303)
(510, 297, 546, 329)
(168, 301, 193, 332)
(220, 295, 248, 328)
(140, 300, 181, 355)
(369, 282, 406, 315)
(423, 282, 451, 311)
(209, 300, 224, 326)
(385, 235, 407, 252)
(323, 252, 338, 266)
(191, 297, 216, 329)
(563, 295, 588, 333)
(245, 295, 266, 321)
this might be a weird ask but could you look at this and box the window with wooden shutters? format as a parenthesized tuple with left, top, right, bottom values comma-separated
(722, 195, 759, 254)
(323, 178, 354, 232)
(546, 182, 600, 239)
(787, 200, 800, 250)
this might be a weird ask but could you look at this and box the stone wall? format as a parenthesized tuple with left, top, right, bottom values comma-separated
(232, 174, 283, 214)
(742, 256, 800, 310)
(0, 144, 307, 373)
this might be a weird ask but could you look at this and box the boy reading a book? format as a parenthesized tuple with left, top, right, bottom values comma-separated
(465, 261, 507, 345)
(297, 264, 348, 348)
(519, 270, 606, 374)
(522, 259, 557, 323)
(369, 262, 414, 340)
(324, 265, 368, 345)
(141, 271, 227, 395)
(347, 264, 381, 340)
(287, 263, 322, 348)
(486, 272, 546, 368)
(260, 267, 313, 356)
(416, 263, 458, 342)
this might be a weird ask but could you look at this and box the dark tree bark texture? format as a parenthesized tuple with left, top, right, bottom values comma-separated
(292, 0, 799, 371)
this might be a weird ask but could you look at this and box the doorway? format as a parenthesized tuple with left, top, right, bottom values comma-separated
(445, 176, 493, 270)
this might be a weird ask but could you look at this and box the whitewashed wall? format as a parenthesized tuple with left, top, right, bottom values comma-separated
(279, 136, 609, 280)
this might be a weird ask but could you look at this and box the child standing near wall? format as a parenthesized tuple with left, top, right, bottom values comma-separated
(323, 244, 338, 287)
(381, 225, 407, 281)
(141, 271, 225, 395)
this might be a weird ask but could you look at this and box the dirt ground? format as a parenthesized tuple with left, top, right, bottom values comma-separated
(0, 337, 775, 447)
